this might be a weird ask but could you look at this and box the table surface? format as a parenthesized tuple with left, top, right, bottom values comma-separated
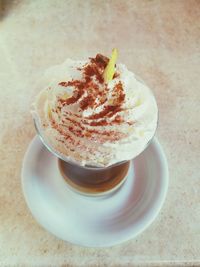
(0, 0, 199, 266)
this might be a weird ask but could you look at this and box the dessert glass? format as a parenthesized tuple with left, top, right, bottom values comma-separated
(33, 76, 158, 197)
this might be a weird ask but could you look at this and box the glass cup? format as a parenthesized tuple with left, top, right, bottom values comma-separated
(33, 76, 158, 197)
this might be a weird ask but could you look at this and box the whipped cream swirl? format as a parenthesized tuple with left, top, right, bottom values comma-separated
(32, 54, 158, 167)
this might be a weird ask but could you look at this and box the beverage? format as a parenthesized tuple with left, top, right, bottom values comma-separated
(32, 50, 158, 195)
(58, 159, 130, 196)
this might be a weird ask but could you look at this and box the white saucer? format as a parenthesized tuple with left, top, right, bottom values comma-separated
(21, 136, 168, 247)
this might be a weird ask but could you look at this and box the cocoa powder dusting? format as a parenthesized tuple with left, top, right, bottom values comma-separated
(84, 64, 104, 84)
(51, 54, 127, 142)
(79, 95, 95, 110)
